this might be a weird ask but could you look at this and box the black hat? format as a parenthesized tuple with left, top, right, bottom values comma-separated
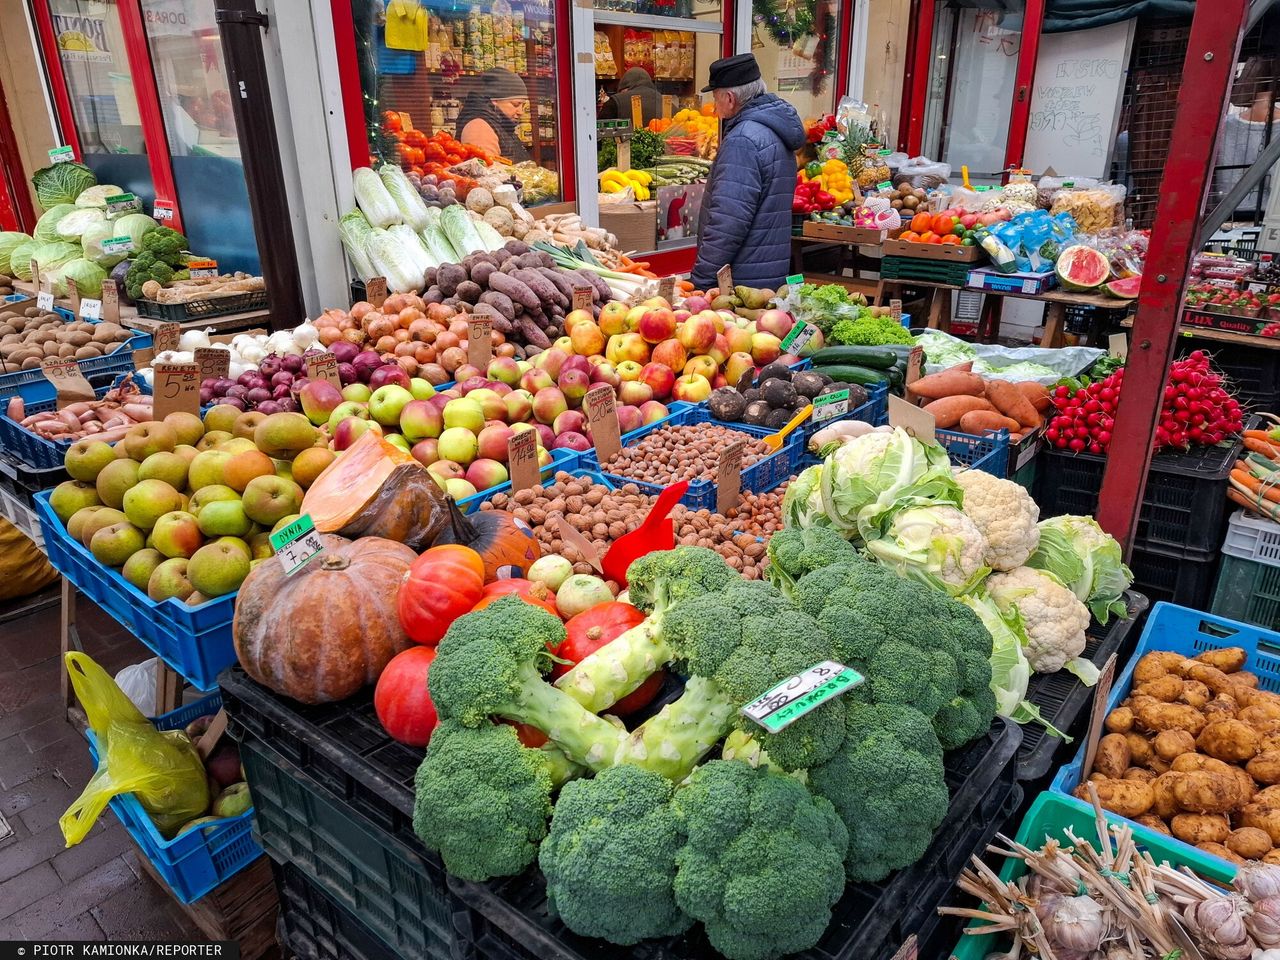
(701, 53, 762, 92)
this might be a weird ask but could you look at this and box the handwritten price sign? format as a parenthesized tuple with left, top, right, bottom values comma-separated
(467, 317, 493, 369)
(152, 362, 201, 419)
(269, 514, 325, 576)
(741, 661, 863, 733)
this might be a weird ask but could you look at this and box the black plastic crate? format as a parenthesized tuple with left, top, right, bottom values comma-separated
(1015, 590, 1148, 782)
(1035, 429, 1247, 553)
(1130, 541, 1220, 610)
(135, 289, 268, 322)
(0, 453, 66, 508)
(1177, 336, 1280, 412)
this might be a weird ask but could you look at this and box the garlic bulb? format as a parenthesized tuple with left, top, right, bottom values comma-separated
(1238, 864, 1280, 903)
(1187, 897, 1256, 960)
(1250, 897, 1280, 947)
(1043, 896, 1105, 954)
(1253, 949, 1280, 959)
(178, 328, 212, 351)
(291, 322, 319, 349)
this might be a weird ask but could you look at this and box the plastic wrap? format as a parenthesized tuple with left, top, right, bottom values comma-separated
(1049, 184, 1126, 232)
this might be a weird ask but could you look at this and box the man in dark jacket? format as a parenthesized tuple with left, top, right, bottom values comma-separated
(691, 54, 805, 291)
(601, 67, 662, 128)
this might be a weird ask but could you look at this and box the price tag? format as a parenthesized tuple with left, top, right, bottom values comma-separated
(888, 394, 935, 443)
(584, 384, 621, 463)
(715, 439, 745, 514)
(890, 299, 903, 321)
(811, 388, 850, 423)
(906, 346, 924, 389)
(571, 286, 594, 312)
(507, 428, 541, 494)
(48, 145, 76, 164)
(194, 347, 230, 380)
(397, 111, 414, 131)
(102, 236, 134, 256)
(365, 276, 388, 308)
(66, 277, 80, 316)
(78, 297, 102, 321)
(1082, 653, 1118, 779)
(876, 181, 892, 192)
(154, 323, 182, 354)
(467, 316, 493, 369)
(1108, 333, 1128, 360)
(269, 514, 325, 576)
(716, 264, 733, 293)
(779, 319, 818, 356)
(101, 280, 119, 322)
(36, 289, 54, 312)
(657, 276, 675, 302)
(152, 362, 201, 420)
(662, 95, 673, 120)
(555, 515, 604, 574)
(194, 709, 229, 761)
(878, 148, 893, 157)
(41, 359, 94, 409)
(153, 200, 175, 222)
(188, 258, 218, 279)
(785, 273, 804, 287)
(741, 660, 863, 734)
(104, 193, 142, 215)
(630, 95, 643, 129)
(305, 352, 341, 388)
(1063, 180, 1075, 189)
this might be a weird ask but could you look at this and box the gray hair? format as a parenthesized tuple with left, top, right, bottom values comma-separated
(721, 78, 767, 108)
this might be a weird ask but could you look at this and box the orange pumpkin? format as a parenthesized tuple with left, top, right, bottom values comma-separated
(435, 503, 541, 581)
(398, 545, 486, 645)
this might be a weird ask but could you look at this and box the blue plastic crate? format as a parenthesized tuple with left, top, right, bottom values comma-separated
(0, 316, 150, 405)
(0, 374, 150, 470)
(936, 427, 1010, 476)
(33, 491, 236, 691)
(1050, 602, 1280, 871)
(800, 382, 889, 446)
(454, 446, 579, 514)
(85, 693, 262, 903)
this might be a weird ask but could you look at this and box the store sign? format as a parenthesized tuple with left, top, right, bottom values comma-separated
(741, 661, 863, 733)
(52, 14, 113, 63)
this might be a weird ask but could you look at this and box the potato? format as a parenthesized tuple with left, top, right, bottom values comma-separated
(1135, 651, 1186, 682)
(1180, 661, 1237, 695)
(1134, 699, 1208, 736)
(1136, 675, 1185, 702)
(1094, 734, 1132, 778)
(1242, 702, 1280, 727)
(1149, 757, 1172, 774)
(1075, 777, 1154, 818)
(1105, 706, 1135, 734)
(1123, 732, 1154, 767)
(1152, 773, 1181, 819)
(1257, 785, 1280, 806)
(1135, 814, 1171, 835)
(1204, 695, 1240, 721)
(1171, 753, 1235, 775)
(1198, 719, 1260, 763)
(1234, 671, 1261, 688)
(1171, 813, 1231, 844)
(1233, 766, 1259, 806)
(1124, 767, 1157, 783)
(1153, 729, 1197, 762)
(1182, 680, 1212, 708)
(1227, 826, 1272, 859)
(1248, 751, 1280, 785)
(1242, 802, 1280, 844)
(1265, 849, 1280, 865)
(1199, 841, 1246, 865)
(1196, 647, 1247, 673)
(1171, 770, 1241, 814)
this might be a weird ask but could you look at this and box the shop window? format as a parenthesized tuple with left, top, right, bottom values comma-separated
(350, 0, 564, 205)
(749, 0, 844, 126)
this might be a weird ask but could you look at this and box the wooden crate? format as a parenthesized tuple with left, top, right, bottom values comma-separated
(137, 853, 279, 959)
(801, 221, 887, 244)
(881, 239, 983, 262)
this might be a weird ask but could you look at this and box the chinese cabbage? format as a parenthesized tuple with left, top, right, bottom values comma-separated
(338, 210, 377, 281)
(353, 167, 401, 228)
(365, 228, 424, 293)
(378, 165, 431, 231)
(439, 204, 484, 259)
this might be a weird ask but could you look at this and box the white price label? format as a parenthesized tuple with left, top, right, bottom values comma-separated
(811, 388, 850, 422)
(36, 291, 54, 312)
(269, 514, 325, 576)
(48, 146, 75, 164)
(188, 259, 218, 279)
(779, 320, 818, 356)
(78, 298, 102, 321)
(153, 201, 175, 222)
(102, 236, 134, 256)
(104, 193, 142, 215)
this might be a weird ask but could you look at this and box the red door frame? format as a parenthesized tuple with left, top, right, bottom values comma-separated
(0, 72, 37, 232)
(900, 0, 933, 154)
(29, 0, 81, 159)
(1002, 0, 1045, 172)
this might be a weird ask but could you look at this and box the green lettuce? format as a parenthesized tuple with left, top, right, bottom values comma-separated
(1026, 515, 1132, 624)
(781, 463, 828, 529)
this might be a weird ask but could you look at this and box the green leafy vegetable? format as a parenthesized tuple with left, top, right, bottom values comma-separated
(0, 232, 29, 270)
(830, 313, 914, 346)
(55, 208, 106, 241)
(33, 204, 76, 242)
(59, 258, 107, 299)
(913, 330, 977, 368)
(1026, 515, 1133, 623)
(629, 130, 665, 170)
(31, 161, 96, 210)
(9, 239, 37, 280)
(112, 213, 159, 249)
(74, 184, 123, 209)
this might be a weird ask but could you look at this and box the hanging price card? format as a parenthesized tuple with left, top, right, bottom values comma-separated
(153, 200, 175, 222)
(715, 440, 745, 515)
(779, 319, 818, 356)
(876, 181, 892, 192)
(78, 297, 102, 321)
(305, 352, 340, 388)
(270, 514, 325, 576)
(811, 388, 850, 423)
(101, 236, 134, 257)
(741, 660, 863, 733)
(631, 95, 644, 129)
(571, 286, 593, 312)
(104, 193, 142, 215)
(152, 362, 201, 420)
(188, 259, 218, 279)
(101, 280, 119, 322)
(365, 277, 388, 308)
(905, 346, 924, 389)
(584, 384, 621, 463)
(194, 347, 230, 380)
(467, 316, 493, 369)
(154, 323, 182, 354)
(48, 145, 76, 164)
(657, 276, 675, 301)
(36, 289, 54, 312)
(507, 428, 541, 494)
(890, 299, 903, 321)
(41, 359, 94, 409)
(716, 264, 733, 293)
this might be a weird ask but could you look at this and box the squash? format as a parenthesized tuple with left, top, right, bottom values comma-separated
(374, 646, 438, 747)
(551, 601, 663, 715)
(301, 429, 450, 551)
(233, 534, 416, 704)
(398, 545, 486, 646)
(436, 502, 541, 581)
(471, 578, 559, 618)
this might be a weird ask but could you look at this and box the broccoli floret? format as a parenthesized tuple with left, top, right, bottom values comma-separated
(141, 226, 188, 263)
(427, 596, 627, 770)
(808, 702, 948, 883)
(764, 526, 860, 596)
(412, 720, 556, 881)
(625, 546, 736, 615)
(124, 251, 177, 300)
(539, 765, 692, 945)
(672, 760, 849, 960)
(661, 579, 795, 677)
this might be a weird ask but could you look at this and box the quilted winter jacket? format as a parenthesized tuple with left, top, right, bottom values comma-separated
(691, 94, 806, 291)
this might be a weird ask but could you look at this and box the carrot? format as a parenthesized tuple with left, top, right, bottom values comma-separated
(1232, 469, 1280, 504)
(1228, 487, 1280, 519)
(1245, 430, 1274, 442)
(959, 410, 1021, 434)
(1245, 437, 1280, 460)
(906, 369, 986, 401)
(923, 395, 996, 428)
(1015, 381, 1052, 413)
(985, 379, 1042, 429)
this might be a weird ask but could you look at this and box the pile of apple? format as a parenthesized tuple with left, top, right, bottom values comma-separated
(296, 353, 672, 502)
(554, 297, 803, 404)
(47, 408, 334, 605)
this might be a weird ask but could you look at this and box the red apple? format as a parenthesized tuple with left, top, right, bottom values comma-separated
(533, 347, 568, 379)
(605, 333, 650, 366)
(677, 315, 717, 354)
(750, 332, 783, 366)
(707, 334, 730, 366)
(650, 338, 688, 372)
(723, 325, 753, 355)
(637, 308, 677, 344)
(616, 360, 644, 382)
(477, 424, 514, 461)
(410, 438, 439, 467)
(639, 362, 676, 400)
(558, 368, 590, 406)
(683, 355, 718, 381)
(520, 368, 554, 393)
(639, 400, 670, 425)
(617, 380, 653, 406)
(756, 309, 795, 339)
(616, 404, 643, 434)
(672, 373, 712, 403)
(553, 410, 586, 436)
(532, 387, 568, 425)
(589, 362, 620, 389)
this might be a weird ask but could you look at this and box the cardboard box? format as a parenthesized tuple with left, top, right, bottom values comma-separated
(881, 239, 982, 262)
(599, 201, 657, 253)
(801, 221, 887, 245)
(966, 268, 1057, 295)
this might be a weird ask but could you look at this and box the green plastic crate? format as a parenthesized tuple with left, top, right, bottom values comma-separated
(1211, 552, 1280, 632)
(948, 791, 1237, 960)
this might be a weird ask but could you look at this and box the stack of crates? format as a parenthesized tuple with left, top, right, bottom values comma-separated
(1210, 509, 1280, 631)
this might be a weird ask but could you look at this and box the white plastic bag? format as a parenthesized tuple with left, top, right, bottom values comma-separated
(114, 658, 159, 717)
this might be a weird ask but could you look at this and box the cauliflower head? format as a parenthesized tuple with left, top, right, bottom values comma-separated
(955, 469, 1040, 571)
(987, 567, 1090, 674)
(865, 504, 989, 596)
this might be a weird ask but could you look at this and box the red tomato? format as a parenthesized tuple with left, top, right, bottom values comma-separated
(551, 602, 664, 715)
(506, 721, 548, 748)
(383, 111, 402, 133)
(471, 578, 560, 618)
(374, 646, 437, 747)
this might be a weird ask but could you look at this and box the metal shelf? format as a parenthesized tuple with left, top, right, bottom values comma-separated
(592, 9, 723, 32)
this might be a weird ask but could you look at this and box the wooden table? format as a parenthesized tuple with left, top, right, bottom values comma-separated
(1121, 317, 1280, 350)
(11, 280, 272, 333)
(791, 236, 884, 304)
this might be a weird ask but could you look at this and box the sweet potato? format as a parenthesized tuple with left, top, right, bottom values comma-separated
(906, 369, 986, 401)
(984, 378, 1042, 428)
(1015, 380, 1052, 413)
(922, 395, 996, 428)
(958, 410, 1021, 434)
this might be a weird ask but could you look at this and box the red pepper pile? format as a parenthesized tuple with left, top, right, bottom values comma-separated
(1045, 351, 1244, 455)
(806, 114, 837, 144)
(793, 175, 835, 214)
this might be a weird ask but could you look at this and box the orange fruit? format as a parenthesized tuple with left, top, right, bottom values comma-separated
(919, 231, 936, 243)
(941, 234, 962, 245)
(931, 214, 954, 236)
(910, 213, 931, 233)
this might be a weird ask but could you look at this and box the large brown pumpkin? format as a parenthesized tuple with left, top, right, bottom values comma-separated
(233, 534, 416, 704)
(300, 429, 449, 551)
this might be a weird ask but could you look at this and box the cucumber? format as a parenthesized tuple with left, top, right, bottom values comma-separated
(811, 346, 899, 369)
(814, 364, 890, 386)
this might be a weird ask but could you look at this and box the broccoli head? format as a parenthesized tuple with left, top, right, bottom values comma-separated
(672, 759, 849, 960)
(808, 702, 948, 883)
(427, 596, 627, 770)
(539, 765, 692, 945)
(660, 579, 795, 677)
(625, 546, 736, 615)
(763, 526, 860, 596)
(141, 226, 188, 264)
(124, 252, 176, 300)
(412, 720, 555, 881)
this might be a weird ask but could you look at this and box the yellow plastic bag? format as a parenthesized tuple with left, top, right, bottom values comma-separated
(60, 653, 210, 846)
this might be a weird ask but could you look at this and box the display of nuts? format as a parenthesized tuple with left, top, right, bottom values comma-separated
(600, 423, 770, 485)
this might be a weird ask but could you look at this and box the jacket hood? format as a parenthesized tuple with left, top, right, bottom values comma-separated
(728, 93, 806, 151)
(618, 67, 656, 91)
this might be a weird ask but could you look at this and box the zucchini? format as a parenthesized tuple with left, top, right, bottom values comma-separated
(811, 346, 899, 369)
(815, 364, 890, 386)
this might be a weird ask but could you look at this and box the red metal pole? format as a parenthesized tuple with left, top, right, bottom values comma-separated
(1094, 0, 1248, 551)
(29, 0, 82, 160)
(330, 0, 374, 171)
(116, 0, 183, 232)
(553, 0, 575, 202)
(722, 0, 736, 57)
(904, 0, 933, 154)
(1002, 0, 1044, 172)
(835, 0, 853, 99)
(896, 0, 919, 151)
(0, 73, 37, 231)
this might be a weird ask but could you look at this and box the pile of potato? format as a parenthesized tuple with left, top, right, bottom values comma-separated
(0, 306, 134, 370)
(0, 273, 16, 297)
(1079, 646, 1280, 864)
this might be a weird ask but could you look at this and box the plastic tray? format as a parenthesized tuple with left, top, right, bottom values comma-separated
(1222, 508, 1280, 565)
(34, 491, 236, 690)
(581, 406, 802, 512)
(85, 693, 261, 903)
(1128, 541, 1220, 610)
(135, 289, 269, 322)
(948, 790, 1238, 960)
(1049, 602, 1280, 868)
(1212, 552, 1280, 633)
(0, 318, 150, 405)
(1178, 336, 1280, 412)
(0, 374, 150, 471)
(0, 452, 66, 507)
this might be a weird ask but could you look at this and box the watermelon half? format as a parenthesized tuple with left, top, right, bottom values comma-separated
(1056, 245, 1111, 292)
(1104, 275, 1141, 299)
